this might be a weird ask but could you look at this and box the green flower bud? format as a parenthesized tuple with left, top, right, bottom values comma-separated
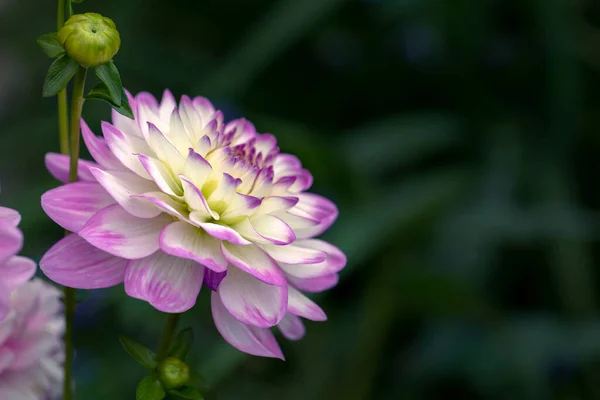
(58, 13, 120, 68)
(157, 357, 190, 389)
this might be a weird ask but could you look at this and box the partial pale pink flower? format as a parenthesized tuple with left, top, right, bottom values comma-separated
(0, 207, 64, 399)
(40, 90, 346, 359)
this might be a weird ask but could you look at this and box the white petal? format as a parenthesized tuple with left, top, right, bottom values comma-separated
(218, 267, 287, 328)
(90, 168, 161, 219)
(211, 292, 284, 359)
(159, 221, 228, 272)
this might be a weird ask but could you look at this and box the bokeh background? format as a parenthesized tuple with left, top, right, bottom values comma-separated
(3, 0, 600, 398)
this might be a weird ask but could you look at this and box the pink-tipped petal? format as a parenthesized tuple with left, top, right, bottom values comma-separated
(287, 286, 327, 321)
(101, 121, 153, 179)
(211, 292, 284, 360)
(0, 224, 22, 265)
(147, 123, 185, 174)
(180, 177, 218, 219)
(45, 153, 97, 183)
(138, 154, 182, 196)
(79, 204, 171, 259)
(132, 192, 190, 221)
(218, 267, 287, 328)
(259, 196, 299, 215)
(40, 234, 127, 289)
(289, 193, 338, 239)
(286, 273, 339, 293)
(159, 221, 228, 272)
(221, 242, 285, 286)
(232, 216, 295, 245)
(196, 222, 252, 246)
(250, 215, 295, 245)
(90, 168, 161, 219)
(183, 149, 213, 189)
(261, 242, 327, 265)
(124, 252, 204, 313)
(277, 314, 305, 341)
(41, 182, 115, 233)
(1, 256, 36, 291)
(81, 119, 123, 169)
(220, 193, 262, 221)
(0, 207, 20, 227)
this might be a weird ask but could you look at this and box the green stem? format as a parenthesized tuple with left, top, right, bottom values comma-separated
(62, 66, 87, 400)
(57, 0, 68, 155)
(157, 314, 181, 361)
(66, 0, 72, 19)
(62, 287, 75, 400)
(68, 67, 87, 182)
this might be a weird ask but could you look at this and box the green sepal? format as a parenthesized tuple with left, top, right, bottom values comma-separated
(94, 61, 122, 105)
(42, 55, 79, 97)
(118, 335, 158, 371)
(37, 33, 64, 58)
(168, 386, 203, 400)
(136, 377, 166, 400)
(86, 83, 134, 119)
(168, 327, 194, 360)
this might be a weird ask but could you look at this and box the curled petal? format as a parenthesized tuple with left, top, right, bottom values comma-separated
(288, 193, 338, 239)
(101, 121, 153, 179)
(286, 273, 339, 293)
(90, 168, 161, 219)
(80, 204, 172, 259)
(195, 221, 251, 246)
(218, 267, 287, 328)
(221, 242, 285, 286)
(41, 182, 115, 233)
(287, 286, 326, 321)
(277, 314, 305, 341)
(211, 292, 283, 359)
(183, 149, 213, 189)
(124, 251, 204, 313)
(81, 119, 123, 169)
(262, 242, 327, 265)
(40, 234, 127, 289)
(159, 221, 227, 272)
(233, 216, 295, 245)
(138, 154, 183, 196)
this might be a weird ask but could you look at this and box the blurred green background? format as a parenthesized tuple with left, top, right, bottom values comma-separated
(3, 0, 600, 398)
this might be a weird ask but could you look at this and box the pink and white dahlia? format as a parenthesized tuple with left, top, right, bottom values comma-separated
(40, 90, 346, 359)
(0, 207, 64, 400)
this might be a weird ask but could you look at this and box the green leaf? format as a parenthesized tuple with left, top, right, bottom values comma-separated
(94, 61, 122, 105)
(136, 377, 165, 400)
(86, 83, 134, 119)
(37, 33, 64, 58)
(42, 55, 79, 97)
(118, 335, 158, 371)
(168, 386, 203, 400)
(168, 327, 194, 360)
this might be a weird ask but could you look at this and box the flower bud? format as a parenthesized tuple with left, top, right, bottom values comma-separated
(157, 357, 190, 389)
(58, 13, 120, 67)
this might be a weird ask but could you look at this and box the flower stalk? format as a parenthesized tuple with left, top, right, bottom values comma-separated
(157, 313, 181, 361)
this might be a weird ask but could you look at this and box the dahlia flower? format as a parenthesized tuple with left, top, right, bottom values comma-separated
(0, 207, 64, 399)
(40, 90, 346, 359)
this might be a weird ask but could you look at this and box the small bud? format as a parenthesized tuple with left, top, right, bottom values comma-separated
(157, 357, 190, 389)
(58, 13, 120, 68)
